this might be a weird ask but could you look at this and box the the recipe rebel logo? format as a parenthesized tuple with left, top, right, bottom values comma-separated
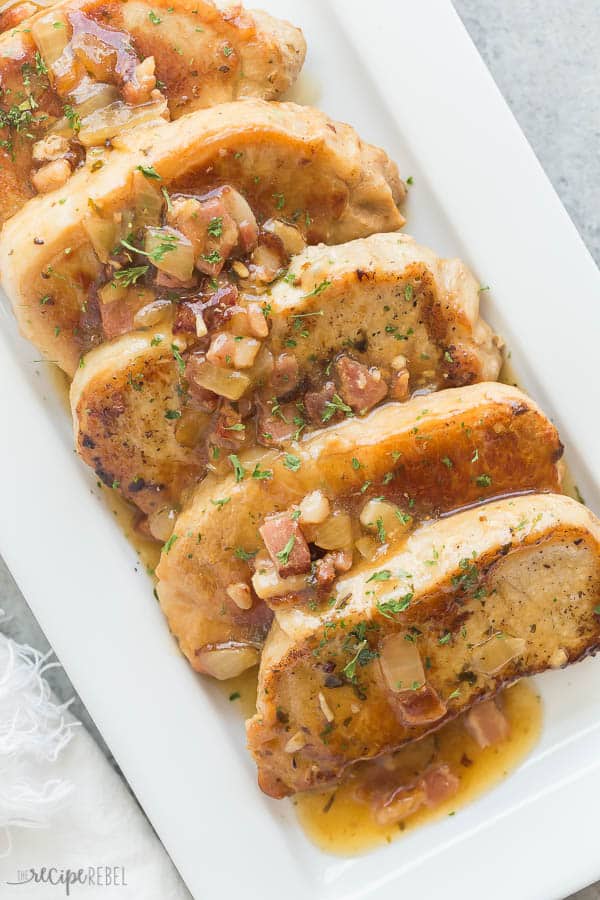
(4, 866, 127, 895)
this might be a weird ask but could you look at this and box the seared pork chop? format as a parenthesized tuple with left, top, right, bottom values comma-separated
(155, 383, 562, 677)
(0, 101, 405, 374)
(70, 233, 501, 524)
(247, 493, 600, 796)
(0, 0, 305, 221)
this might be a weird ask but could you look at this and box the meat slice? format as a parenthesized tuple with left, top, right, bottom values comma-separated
(71, 232, 502, 517)
(259, 514, 311, 577)
(0, 0, 306, 224)
(247, 493, 600, 796)
(1, 103, 405, 375)
(153, 383, 563, 674)
(335, 356, 388, 413)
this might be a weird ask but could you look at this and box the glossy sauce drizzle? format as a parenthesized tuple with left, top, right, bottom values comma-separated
(294, 680, 542, 855)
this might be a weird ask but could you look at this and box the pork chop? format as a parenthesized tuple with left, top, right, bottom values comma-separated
(0, 101, 406, 374)
(70, 233, 501, 522)
(155, 383, 563, 677)
(246, 493, 600, 796)
(0, 0, 305, 221)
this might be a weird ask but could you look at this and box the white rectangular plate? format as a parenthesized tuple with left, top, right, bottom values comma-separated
(1, 2, 600, 898)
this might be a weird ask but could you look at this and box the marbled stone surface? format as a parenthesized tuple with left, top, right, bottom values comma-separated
(1, 1, 598, 896)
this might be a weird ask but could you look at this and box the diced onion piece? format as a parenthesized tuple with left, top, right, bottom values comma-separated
(220, 187, 258, 251)
(174, 409, 210, 448)
(144, 226, 194, 281)
(49, 79, 119, 135)
(133, 298, 171, 329)
(247, 301, 269, 338)
(251, 556, 307, 600)
(233, 337, 261, 369)
(195, 312, 208, 338)
(82, 212, 118, 264)
(226, 582, 253, 610)
(318, 691, 334, 723)
(131, 170, 164, 229)
(147, 506, 177, 542)
(380, 634, 425, 693)
(298, 491, 330, 525)
(78, 98, 168, 147)
(189, 360, 251, 401)
(472, 634, 526, 676)
(196, 645, 260, 679)
(31, 11, 69, 69)
(549, 647, 568, 669)
(285, 731, 306, 754)
(360, 499, 408, 540)
(355, 535, 379, 560)
(313, 513, 353, 550)
(263, 218, 306, 256)
(98, 281, 127, 306)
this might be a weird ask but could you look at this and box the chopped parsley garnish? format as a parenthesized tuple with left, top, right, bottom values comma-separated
(276, 535, 295, 566)
(207, 216, 223, 238)
(164, 409, 181, 420)
(171, 343, 185, 374)
(376, 517, 386, 543)
(228, 454, 245, 483)
(63, 104, 81, 134)
(112, 265, 148, 287)
(322, 393, 353, 423)
(252, 463, 273, 480)
(273, 192, 285, 210)
(202, 249, 222, 265)
(148, 10, 162, 24)
(136, 164, 161, 180)
(210, 497, 231, 509)
(476, 473, 492, 487)
(234, 547, 257, 562)
(377, 593, 413, 618)
(441, 456, 453, 468)
(163, 534, 178, 553)
(404, 283, 414, 302)
(283, 453, 301, 472)
(366, 570, 392, 583)
(302, 279, 331, 300)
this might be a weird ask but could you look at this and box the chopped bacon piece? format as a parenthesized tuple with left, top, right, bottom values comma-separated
(394, 684, 447, 726)
(122, 56, 157, 105)
(421, 764, 460, 806)
(271, 352, 299, 395)
(173, 300, 204, 335)
(390, 367, 410, 401)
(464, 699, 510, 749)
(154, 270, 197, 290)
(313, 554, 336, 589)
(335, 356, 388, 413)
(210, 402, 246, 450)
(259, 513, 311, 577)
(202, 283, 239, 331)
(256, 402, 297, 447)
(304, 381, 335, 424)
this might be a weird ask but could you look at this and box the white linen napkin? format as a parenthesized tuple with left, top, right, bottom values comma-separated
(0, 629, 191, 899)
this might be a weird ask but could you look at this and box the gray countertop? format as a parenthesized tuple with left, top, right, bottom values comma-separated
(1, 1, 598, 897)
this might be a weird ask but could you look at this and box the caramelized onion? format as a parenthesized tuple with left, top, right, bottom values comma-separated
(380, 634, 425, 693)
(313, 513, 353, 550)
(196, 645, 260, 679)
(82, 213, 118, 264)
(147, 506, 177, 542)
(31, 11, 69, 69)
(263, 218, 306, 256)
(360, 499, 410, 541)
(77, 97, 168, 147)
(251, 555, 306, 601)
(144, 227, 194, 281)
(472, 634, 526, 676)
(132, 298, 171, 329)
(174, 409, 210, 449)
(189, 360, 251, 401)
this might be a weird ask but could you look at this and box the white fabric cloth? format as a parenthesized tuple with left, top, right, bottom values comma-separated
(0, 630, 191, 899)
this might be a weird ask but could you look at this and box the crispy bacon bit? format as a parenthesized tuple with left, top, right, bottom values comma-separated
(421, 764, 460, 806)
(335, 356, 388, 413)
(394, 684, 447, 727)
(31, 158, 71, 194)
(211, 402, 246, 449)
(256, 402, 297, 447)
(259, 513, 311, 577)
(173, 300, 205, 335)
(314, 554, 336, 588)
(464, 699, 510, 749)
(271, 352, 299, 395)
(304, 381, 335, 424)
(202, 283, 239, 331)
